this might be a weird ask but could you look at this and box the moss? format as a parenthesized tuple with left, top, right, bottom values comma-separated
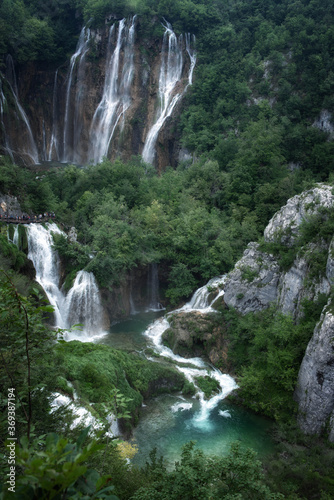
(195, 375, 220, 398)
(53, 341, 186, 421)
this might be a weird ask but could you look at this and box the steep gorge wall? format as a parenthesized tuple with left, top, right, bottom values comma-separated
(223, 184, 334, 440)
(0, 16, 194, 170)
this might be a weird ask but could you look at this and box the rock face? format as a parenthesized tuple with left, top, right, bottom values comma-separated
(294, 303, 334, 440)
(224, 185, 334, 319)
(223, 242, 280, 314)
(264, 184, 334, 245)
(223, 184, 334, 440)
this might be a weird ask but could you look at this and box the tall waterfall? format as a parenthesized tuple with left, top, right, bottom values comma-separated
(62, 27, 91, 163)
(2, 56, 39, 164)
(88, 16, 136, 164)
(142, 22, 196, 165)
(24, 223, 104, 339)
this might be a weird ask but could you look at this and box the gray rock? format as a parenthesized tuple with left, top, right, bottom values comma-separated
(224, 242, 280, 314)
(295, 302, 334, 440)
(264, 184, 334, 245)
(278, 250, 331, 320)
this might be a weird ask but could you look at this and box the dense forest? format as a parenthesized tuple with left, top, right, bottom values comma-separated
(1, 0, 334, 498)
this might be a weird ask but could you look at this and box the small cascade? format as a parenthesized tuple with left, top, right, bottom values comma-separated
(4, 56, 39, 164)
(142, 22, 196, 165)
(64, 270, 104, 338)
(7, 225, 19, 246)
(62, 27, 91, 163)
(88, 16, 136, 164)
(180, 275, 226, 312)
(129, 292, 138, 315)
(143, 275, 236, 428)
(146, 262, 163, 311)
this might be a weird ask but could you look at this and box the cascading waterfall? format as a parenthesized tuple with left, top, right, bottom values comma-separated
(26, 223, 66, 328)
(144, 275, 237, 429)
(180, 275, 226, 312)
(62, 27, 91, 163)
(3, 56, 39, 164)
(88, 16, 136, 164)
(142, 22, 196, 165)
(24, 223, 104, 339)
(64, 270, 104, 338)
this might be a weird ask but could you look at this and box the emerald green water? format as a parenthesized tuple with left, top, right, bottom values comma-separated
(99, 312, 275, 466)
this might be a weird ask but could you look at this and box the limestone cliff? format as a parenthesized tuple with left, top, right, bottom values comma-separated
(0, 16, 195, 170)
(223, 183, 334, 440)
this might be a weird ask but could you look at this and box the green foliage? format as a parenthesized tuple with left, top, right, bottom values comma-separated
(131, 441, 282, 499)
(225, 298, 326, 421)
(0, 428, 119, 499)
(195, 375, 220, 398)
(53, 340, 185, 420)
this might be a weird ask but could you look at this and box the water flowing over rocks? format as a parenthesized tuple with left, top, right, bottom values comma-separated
(162, 310, 230, 369)
(0, 17, 196, 170)
(294, 303, 334, 441)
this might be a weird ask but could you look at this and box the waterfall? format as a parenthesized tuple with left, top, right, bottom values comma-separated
(0, 77, 14, 161)
(48, 70, 60, 161)
(180, 275, 226, 312)
(64, 270, 104, 337)
(146, 262, 163, 311)
(26, 223, 66, 328)
(3, 56, 39, 164)
(62, 27, 91, 163)
(88, 16, 136, 165)
(142, 22, 196, 165)
(144, 275, 236, 428)
(25, 223, 104, 340)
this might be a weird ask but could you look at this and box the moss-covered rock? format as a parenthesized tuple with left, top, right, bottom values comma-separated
(53, 341, 186, 430)
(162, 311, 231, 371)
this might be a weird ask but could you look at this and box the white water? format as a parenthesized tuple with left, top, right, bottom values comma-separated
(4, 56, 39, 164)
(64, 270, 104, 340)
(62, 27, 91, 163)
(142, 22, 196, 165)
(50, 392, 120, 437)
(89, 17, 136, 164)
(179, 275, 226, 312)
(25, 223, 105, 340)
(143, 275, 237, 428)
